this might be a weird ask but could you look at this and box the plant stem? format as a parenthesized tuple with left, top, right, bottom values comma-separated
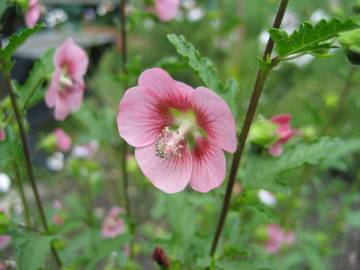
(209, 0, 290, 257)
(323, 66, 357, 133)
(119, 0, 134, 234)
(13, 162, 32, 227)
(4, 73, 62, 267)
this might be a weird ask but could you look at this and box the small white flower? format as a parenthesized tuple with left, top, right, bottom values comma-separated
(289, 54, 314, 68)
(258, 189, 277, 206)
(310, 9, 329, 24)
(187, 7, 204, 22)
(282, 10, 299, 34)
(71, 140, 98, 159)
(0, 173, 11, 193)
(46, 152, 64, 171)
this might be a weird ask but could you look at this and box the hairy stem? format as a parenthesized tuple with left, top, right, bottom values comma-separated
(4, 73, 62, 267)
(13, 162, 32, 227)
(209, 0, 290, 257)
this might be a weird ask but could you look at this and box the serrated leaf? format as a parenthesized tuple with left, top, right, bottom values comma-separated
(167, 34, 224, 92)
(0, 24, 44, 70)
(269, 19, 358, 58)
(16, 234, 53, 270)
(242, 138, 360, 190)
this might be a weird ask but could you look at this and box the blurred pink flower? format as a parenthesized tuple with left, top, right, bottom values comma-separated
(25, 0, 40, 28)
(0, 235, 10, 250)
(269, 114, 294, 157)
(52, 213, 64, 226)
(0, 129, 5, 141)
(54, 128, 72, 152)
(101, 207, 125, 239)
(154, 0, 180, 21)
(53, 200, 62, 210)
(117, 68, 236, 193)
(45, 38, 89, 121)
(0, 262, 5, 270)
(265, 224, 295, 254)
(71, 140, 98, 159)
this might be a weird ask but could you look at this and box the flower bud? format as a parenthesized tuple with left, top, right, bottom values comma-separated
(249, 117, 277, 147)
(152, 246, 170, 268)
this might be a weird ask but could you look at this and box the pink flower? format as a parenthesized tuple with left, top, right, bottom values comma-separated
(54, 128, 72, 152)
(101, 207, 125, 239)
(52, 213, 64, 226)
(0, 235, 10, 250)
(117, 68, 237, 193)
(45, 38, 89, 121)
(25, 0, 41, 28)
(154, 0, 180, 22)
(71, 140, 98, 159)
(0, 129, 5, 141)
(269, 114, 294, 157)
(265, 224, 295, 254)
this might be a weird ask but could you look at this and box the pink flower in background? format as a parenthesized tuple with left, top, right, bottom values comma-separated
(71, 140, 98, 159)
(269, 114, 294, 157)
(54, 128, 72, 152)
(154, 0, 180, 21)
(0, 235, 10, 250)
(101, 207, 125, 238)
(117, 68, 236, 193)
(25, 0, 41, 28)
(0, 129, 5, 141)
(265, 224, 295, 254)
(52, 213, 64, 225)
(45, 38, 89, 121)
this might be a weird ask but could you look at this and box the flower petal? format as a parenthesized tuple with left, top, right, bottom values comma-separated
(269, 142, 283, 157)
(25, 2, 40, 28)
(189, 139, 226, 193)
(118, 86, 170, 147)
(135, 143, 192, 193)
(155, 0, 180, 21)
(138, 68, 193, 111)
(271, 114, 292, 125)
(54, 38, 89, 79)
(192, 87, 237, 153)
(54, 96, 71, 121)
(45, 69, 61, 108)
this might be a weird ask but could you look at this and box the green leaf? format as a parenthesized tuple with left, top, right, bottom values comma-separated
(0, 24, 44, 70)
(0, 0, 7, 19)
(346, 211, 360, 228)
(269, 19, 358, 58)
(339, 28, 360, 53)
(18, 49, 55, 109)
(167, 34, 223, 92)
(242, 138, 360, 190)
(15, 234, 53, 270)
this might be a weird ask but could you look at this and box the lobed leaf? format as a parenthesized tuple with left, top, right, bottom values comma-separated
(242, 138, 360, 190)
(269, 19, 358, 58)
(167, 34, 223, 92)
(18, 49, 55, 109)
(0, 24, 44, 70)
(16, 234, 53, 270)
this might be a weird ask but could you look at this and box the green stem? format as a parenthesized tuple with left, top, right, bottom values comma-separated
(119, 0, 133, 224)
(323, 66, 357, 134)
(209, 0, 290, 257)
(13, 162, 32, 227)
(3, 73, 62, 267)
